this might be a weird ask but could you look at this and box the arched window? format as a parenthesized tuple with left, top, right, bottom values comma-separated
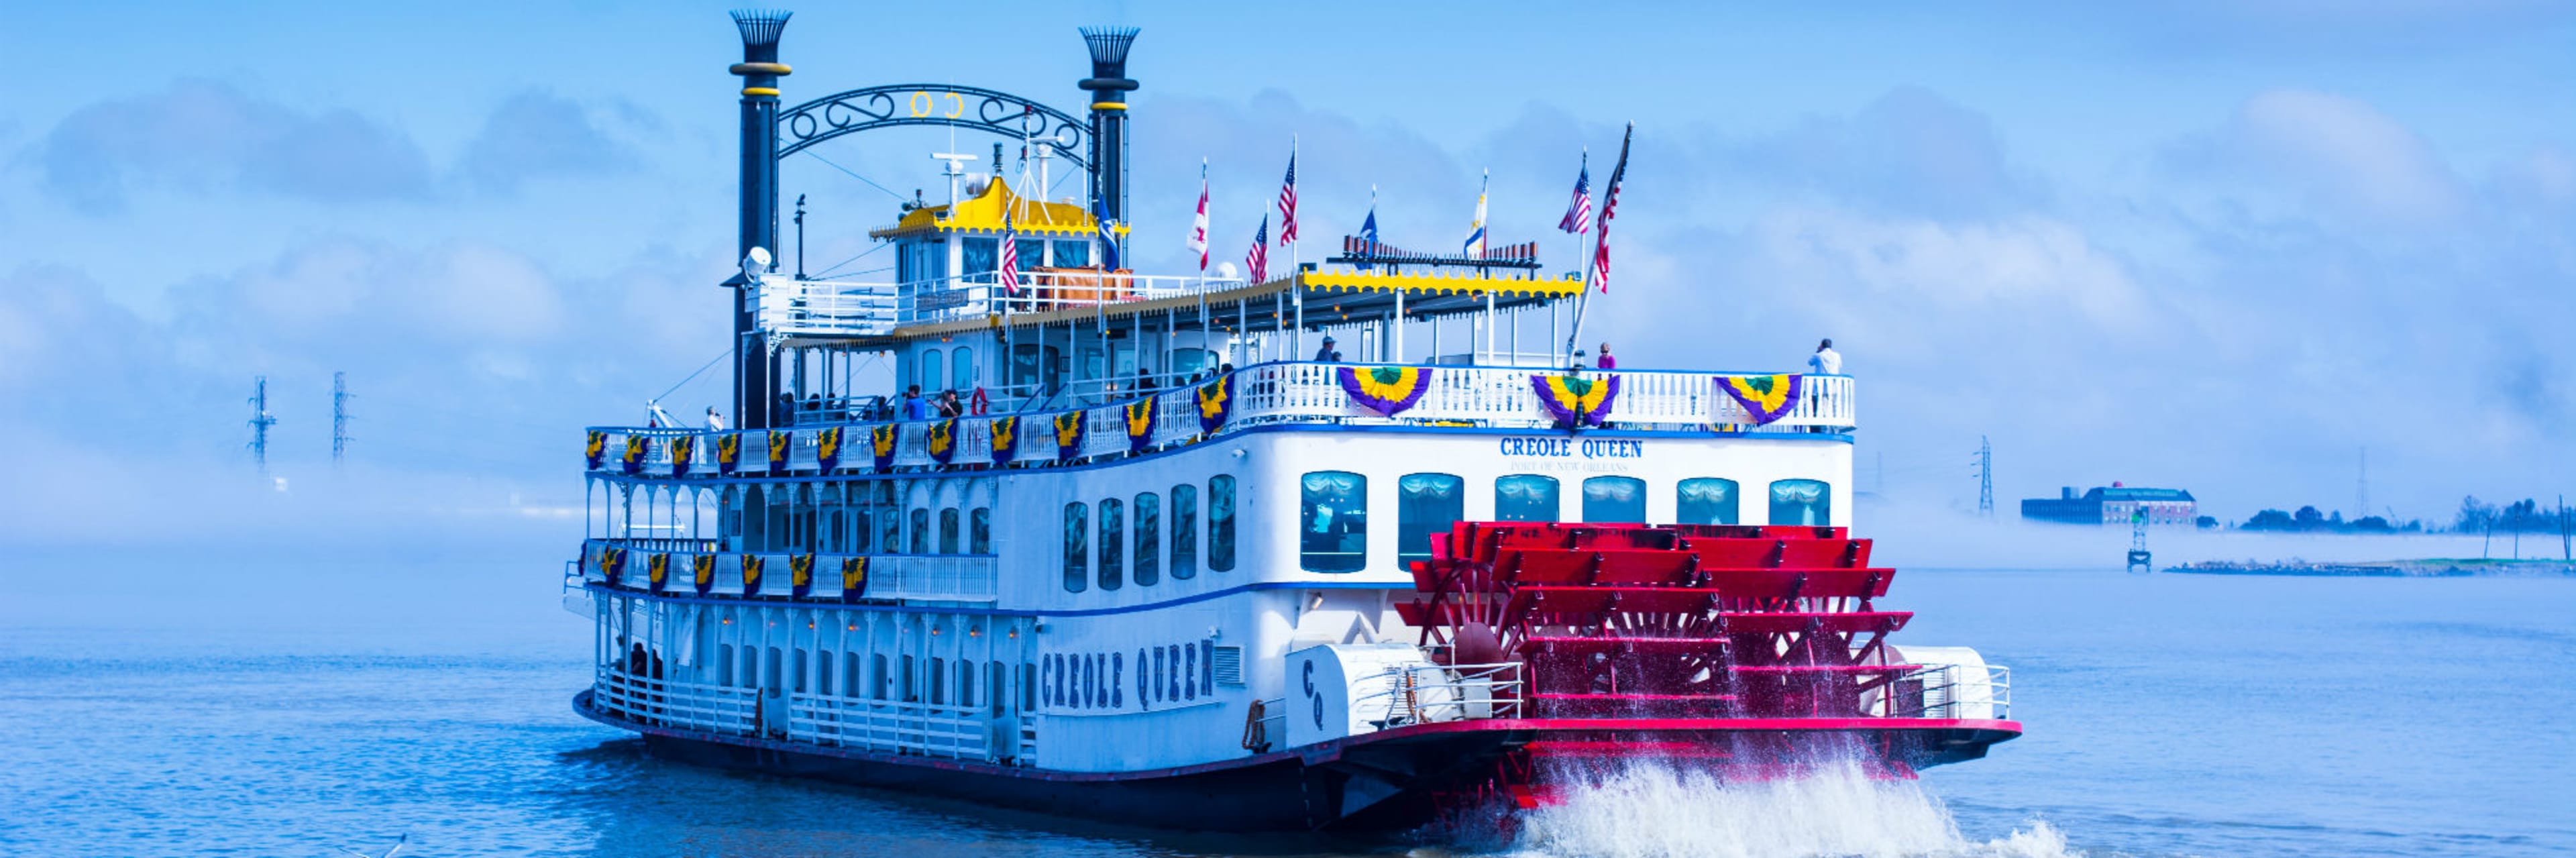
(1062, 502, 1088, 592)
(920, 350, 943, 399)
(952, 346, 975, 390)
(939, 508, 961, 554)
(1495, 474, 1561, 523)
(1769, 478, 1832, 526)
(1208, 475, 1237, 572)
(1133, 492, 1161, 586)
(970, 507, 992, 553)
(1397, 473, 1465, 567)
(1170, 484, 1198, 580)
(1678, 478, 1740, 525)
(909, 508, 930, 553)
(1582, 476, 1647, 523)
(1301, 471, 1368, 572)
(1098, 497, 1125, 590)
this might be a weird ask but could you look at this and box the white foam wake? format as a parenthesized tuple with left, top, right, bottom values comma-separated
(1492, 761, 2074, 858)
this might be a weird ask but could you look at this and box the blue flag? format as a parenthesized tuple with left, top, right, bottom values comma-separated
(1093, 197, 1122, 271)
(1356, 207, 1379, 271)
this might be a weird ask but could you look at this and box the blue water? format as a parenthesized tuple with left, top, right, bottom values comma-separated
(2, 556, 2569, 857)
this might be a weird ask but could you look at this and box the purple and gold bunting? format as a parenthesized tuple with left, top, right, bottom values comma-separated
(596, 545, 627, 586)
(1053, 411, 1087, 463)
(1715, 374, 1802, 425)
(1195, 374, 1234, 433)
(621, 435, 649, 475)
(1340, 366, 1433, 417)
(647, 553, 671, 592)
(839, 556, 870, 603)
(584, 431, 606, 470)
(816, 427, 843, 472)
(765, 430, 790, 472)
(926, 418, 959, 465)
(691, 553, 716, 594)
(989, 415, 1020, 464)
(790, 553, 816, 598)
(740, 554, 765, 596)
(670, 435, 696, 477)
(716, 433, 741, 475)
(870, 424, 899, 471)
(1531, 374, 1621, 427)
(1124, 398, 1157, 452)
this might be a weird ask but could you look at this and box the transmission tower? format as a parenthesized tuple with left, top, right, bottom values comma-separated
(331, 372, 352, 464)
(248, 376, 278, 471)
(2355, 447, 2368, 521)
(1974, 436, 1994, 518)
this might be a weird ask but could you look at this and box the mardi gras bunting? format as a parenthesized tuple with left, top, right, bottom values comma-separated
(766, 430, 791, 472)
(692, 553, 716, 594)
(989, 415, 1020, 464)
(1053, 411, 1087, 463)
(596, 545, 627, 586)
(870, 424, 899, 471)
(816, 427, 843, 472)
(621, 435, 649, 475)
(1715, 374, 1803, 425)
(790, 553, 815, 598)
(740, 554, 765, 596)
(1124, 398, 1157, 452)
(1195, 374, 1234, 433)
(647, 553, 671, 592)
(670, 435, 696, 478)
(926, 418, 959, 465)
(1531, 374, 1621, 427)
(1340, 366, 1433, 417)
(839, 556, 870, 603)
(716, 433, 741, 475)
(585, 431, 606, 470)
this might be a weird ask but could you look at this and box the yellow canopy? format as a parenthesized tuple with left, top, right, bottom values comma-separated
(869, 177, 1127, 239)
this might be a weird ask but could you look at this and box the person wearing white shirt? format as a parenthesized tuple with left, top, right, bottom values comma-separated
(1808, 339, 1842, 375)
(704, 407, 727, 431)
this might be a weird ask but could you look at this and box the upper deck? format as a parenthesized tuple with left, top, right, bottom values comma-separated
(590, 360, 1854, 480)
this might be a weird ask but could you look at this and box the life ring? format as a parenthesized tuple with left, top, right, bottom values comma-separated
(969, 386, 990, 416)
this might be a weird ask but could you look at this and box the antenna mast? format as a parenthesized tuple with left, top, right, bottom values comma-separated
(248, 376, 277, 472)
(331, 372, 352, 464)
(1975, 436, 1994, 518)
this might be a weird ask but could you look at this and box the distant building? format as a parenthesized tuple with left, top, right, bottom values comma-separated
(2021, 482, 2198, 525)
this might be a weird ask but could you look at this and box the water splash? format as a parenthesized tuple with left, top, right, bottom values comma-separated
(1497, 761, 2074, 858)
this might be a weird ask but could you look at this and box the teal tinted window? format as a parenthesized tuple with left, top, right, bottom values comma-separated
(1495, 474, 1560, 523)
(1299, 471, 1367, 572)
(1582, 476, 1647, 523)
(1062, 502, 1087, 592)
(1397, 473, 1465, 567)
(1769, 479, 1832, 526)
(1170, 484, 1198, 580)
(970, 507, 991, 553)
(1134, 492, 1161, 587)
(1097, 498, 1124, 590)
(961, 237, 998, 276)
(1209, 475, 1237, 572)
(939, 508, 961, 553)
(1677, 478, 1740, 525)
(1052, 239, 1089, 268)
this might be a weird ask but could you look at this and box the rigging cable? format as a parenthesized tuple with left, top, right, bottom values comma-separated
(653, 347, 735, 405)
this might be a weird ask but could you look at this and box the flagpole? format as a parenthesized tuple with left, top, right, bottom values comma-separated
(1289, 136, 1303, 363)
(1569, 127, 1629, 366)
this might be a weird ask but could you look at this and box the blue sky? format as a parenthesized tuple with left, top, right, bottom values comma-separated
(3, 1, 2571, 546)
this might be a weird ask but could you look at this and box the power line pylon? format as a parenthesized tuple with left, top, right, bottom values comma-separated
(331, 372, 353, 465)
(1974, 436, 1994, 518)
(248, 376, 278, 471)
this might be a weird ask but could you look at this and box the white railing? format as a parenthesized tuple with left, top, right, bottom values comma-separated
(1351, 661, 1525, 729)
(757, 272, 1255, 334)
(591, 362, 1856, 478)
(579, 540, 998, 603)
(1866, 663, 2012, 720)
(594, 672, 1025, 764)
(758, 278, 899, 338)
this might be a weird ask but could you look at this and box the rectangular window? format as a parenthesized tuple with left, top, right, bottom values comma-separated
(930, 657, 947, 705)
(1016, 238, 1046, 273)
(1209, 475, 1237, 572)
(816, 650, 834, 696)
(792, 649, 809, 693)
(1012, 344, 1062, 392)
(971, 507, 992, 554)
(1769, 479, 1832, 526)
(877, 503, 900, 555)
(1678, 478, 1740, 525)
(1053, 239, 1090, 268)
(1098, 497, 1125, 590)
(940, 508, 961, 554)
(961, 237, 998, 276)
(844, 652, 862, 698)
(1134, 492, 1161, 586)
(901, 654, 917, 702)
(1300, 471, 1368, 572)
(1496, 474, 1562, 523)
(1170, 484, 1198, 580)
(957, 659, 976, 709)
(1063, 502, 1089, 592)
(717, 644, 736, 686)
(910, 508, 930, 553)
(872, 653, 890, 700)
(1397, 473, 1465, 567)
(1582, 476, 1648, 523)
(741, 647, 759, 690)
(990, 662, 1007, 716)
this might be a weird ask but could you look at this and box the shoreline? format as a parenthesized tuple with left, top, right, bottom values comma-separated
(2163, 558, 2576, 578)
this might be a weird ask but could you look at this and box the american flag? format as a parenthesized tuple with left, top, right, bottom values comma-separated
(1247, 215, 1271, 283)
(1558, 155, 1593, 234)
(997, 210, 1022, 294)
(1276, 150, 1298, 245)
(1589, 125, 1631, 294)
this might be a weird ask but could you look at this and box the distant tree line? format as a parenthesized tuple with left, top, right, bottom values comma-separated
(2452, 496, 2575, 560)
(2239, 506, 2416, 535)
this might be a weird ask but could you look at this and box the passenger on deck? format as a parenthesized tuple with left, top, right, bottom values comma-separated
(1809, 339, 1841, 374)
(935, 389, 965, 418)
(704, 407, 726, 431)
(902, 385, 928, 421)
(1313, 336, 1337, 362)
(1597, 343, 1617, 370)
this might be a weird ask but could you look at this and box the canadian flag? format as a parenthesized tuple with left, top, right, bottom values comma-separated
(1187, 169, 1211, 272)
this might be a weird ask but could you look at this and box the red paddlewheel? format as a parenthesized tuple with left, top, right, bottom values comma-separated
(1397, 523, 1914, 720)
